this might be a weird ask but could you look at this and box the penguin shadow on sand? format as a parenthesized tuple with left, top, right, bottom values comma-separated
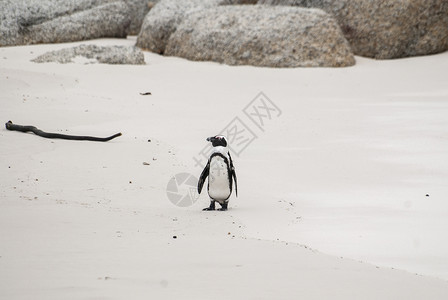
(197, 135, 237, 211)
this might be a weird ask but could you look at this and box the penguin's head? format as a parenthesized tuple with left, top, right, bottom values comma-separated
(206, 135, 227, 147)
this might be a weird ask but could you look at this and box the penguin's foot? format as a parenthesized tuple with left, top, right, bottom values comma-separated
(203, 202, 215, 211)
(218, 203, 228, 211)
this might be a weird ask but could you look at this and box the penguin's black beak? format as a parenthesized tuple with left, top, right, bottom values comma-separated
(206, 136, 214, 142)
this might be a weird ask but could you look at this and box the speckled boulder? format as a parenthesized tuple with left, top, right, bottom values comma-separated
(0, 0, 130, 47)
(136, 0, 226, 54)
(258, 0, 448, 59)
(165, 5, 355, 68)
(125, 0, 161, 35)
(31, 45, 145, 64)
(224, 0, 258, 3)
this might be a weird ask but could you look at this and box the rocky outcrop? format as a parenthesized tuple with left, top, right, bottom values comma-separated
(258, 0, 448, 59)
(224, 0, 258, 3)
(165, 6, 355, 67)
(31, 45, 145, 64)
(0, 0, 130, 47)
(125, 0, 161, 35)
(136, 0, 225, 54)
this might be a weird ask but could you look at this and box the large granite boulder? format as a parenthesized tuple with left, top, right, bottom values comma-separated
(0, 0, 130, 47)
(136, 0, 225, 54)
(125, 0, 161, 35)
(258, 0, 448, 59)
(165, 5, 355, 67)
(225, 0, 258, 3)
(31, 45, 145, 64)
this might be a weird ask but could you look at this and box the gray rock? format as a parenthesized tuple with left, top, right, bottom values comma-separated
(165, 5, 355, 68)
(125, 0, 161, 35)
(136, 0, 225, 54)
(31, 45, 145, 65)
(0, 0, 131, 47)
(224, 0, 258, 3)
(258, 0, 448, 59)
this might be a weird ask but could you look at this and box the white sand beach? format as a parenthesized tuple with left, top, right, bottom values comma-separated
(1, 37, 448, 299)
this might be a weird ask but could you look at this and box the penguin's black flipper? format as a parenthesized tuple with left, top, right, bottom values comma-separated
(197, 160, 210, 194)
(231, 170, 237, 197)
(228, 152, 238, 197)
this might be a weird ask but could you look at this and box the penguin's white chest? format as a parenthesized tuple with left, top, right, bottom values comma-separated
(208, 155, 231, 200)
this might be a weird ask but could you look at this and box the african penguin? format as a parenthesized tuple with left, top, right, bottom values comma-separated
(197, 135, 238, 211)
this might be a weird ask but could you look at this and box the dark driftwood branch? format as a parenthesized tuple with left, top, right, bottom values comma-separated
(5, 121, 122, 142)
